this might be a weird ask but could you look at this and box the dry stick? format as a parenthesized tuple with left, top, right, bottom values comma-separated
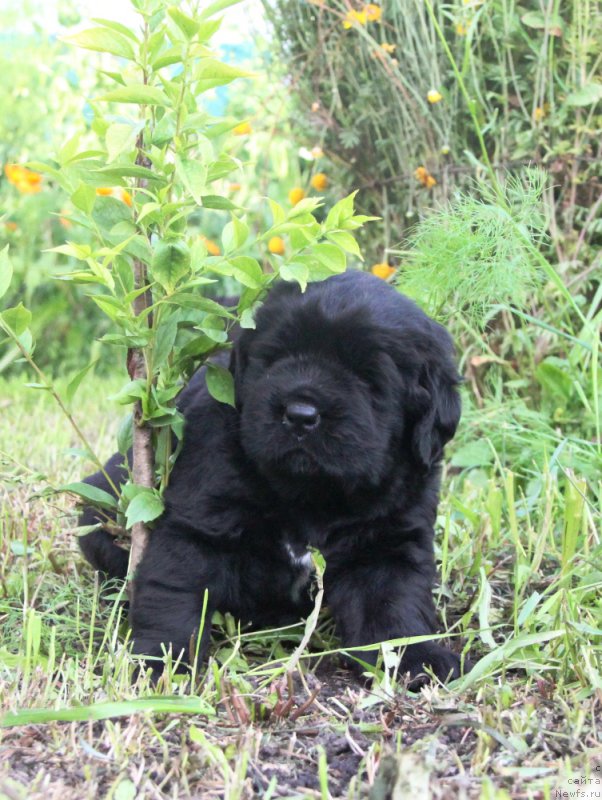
(127, 132, 154, 586)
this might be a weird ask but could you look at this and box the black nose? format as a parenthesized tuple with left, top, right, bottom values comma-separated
(283, 402, 320, 434)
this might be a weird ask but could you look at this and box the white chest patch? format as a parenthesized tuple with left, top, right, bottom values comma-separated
(285, 543, 313, 603)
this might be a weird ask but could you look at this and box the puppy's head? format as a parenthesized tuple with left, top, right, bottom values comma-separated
(232, 271, 461, 492)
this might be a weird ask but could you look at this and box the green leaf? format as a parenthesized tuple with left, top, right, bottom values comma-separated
(0, 245, 13, 300)
(99, 85, 171, 106)
(326, 230, 362, 258)
(268, 198, 286, 226)
(1, 304, 32, 336)
(201, 195, 238, 211)
(325, 191, 358, 229)
(197, 314, 228, 343)
(71, 183, 96, 215)
(313, 243, 346, 273)
(280, 262, 309, 291)
(565, 83, 602, 107)
(153, 316, 178, 368)
(521, 11, 564, 35)
(228, 256, 264, 289)
(222, 216, 248, 253)
(109, 380, 147, 405)
(117, 413, 133, 456)
(66, 360, 99, 406)
(206, 363, 235, 406)
(535, 358, 573, 401)
(63, 27, 136, 60)
(196, 59, 252, 91)
(60, 481, 117, 509)
(151, 240, 191, 292)
(199, 0, 243, 20)
(125, 489, 164, 528)
(168, 6, 199, 38)
(106, 123, 139, 161)
(91, 17, 139, 42)
(165, 293, 234, 316)
(95, 165, 164, 182)
(175, 156, 207, 204)
(90, 294, 126, 322)
(287, 197, 323, 219)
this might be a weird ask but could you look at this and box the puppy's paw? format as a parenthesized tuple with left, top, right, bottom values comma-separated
(402, 643, 470, 690)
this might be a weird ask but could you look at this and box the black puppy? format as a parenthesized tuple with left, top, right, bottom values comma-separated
(79, 270, 464, 682)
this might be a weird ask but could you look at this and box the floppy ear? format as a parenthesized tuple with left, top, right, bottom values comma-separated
(410, 359, 462, 469)
(400, 321, 462, 469)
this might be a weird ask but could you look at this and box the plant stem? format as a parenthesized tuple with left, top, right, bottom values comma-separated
(127, 43, 155, 582)
(0, 321, 119, 495)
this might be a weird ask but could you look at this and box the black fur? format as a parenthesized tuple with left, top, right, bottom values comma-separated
(79, 270, 465, 682)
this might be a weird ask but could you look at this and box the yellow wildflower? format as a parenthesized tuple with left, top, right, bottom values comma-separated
(343, 8, 367, 28)
(121, 189, 133, 207)
(380, 42, 396, 53)
(311, 172, 328, 191)
(427, 89, 443, 104)
(425, 175, 437, 189)
(268, 236, 286, 255)
(288, 187, 306, 206)
(96, 187, 114, 196)
(455, 22, 468, 35)
(233, 121, 252, 136)
(364, 3, 382, 21)
(371, 263, 395, 280)
(200, 236, 221, 256)
(533, 106, 545, 122)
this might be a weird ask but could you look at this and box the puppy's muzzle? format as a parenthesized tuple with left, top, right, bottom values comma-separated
(283, 401, 321, 437)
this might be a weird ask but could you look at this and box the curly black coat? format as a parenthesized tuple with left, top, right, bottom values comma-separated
(79, 270, 464, 681)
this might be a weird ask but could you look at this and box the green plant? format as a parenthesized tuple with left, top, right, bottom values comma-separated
(0, 0, 372, 576)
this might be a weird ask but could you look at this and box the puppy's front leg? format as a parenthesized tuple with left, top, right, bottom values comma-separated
(325, 546, 463, 684)
(129, 530, 226, 678)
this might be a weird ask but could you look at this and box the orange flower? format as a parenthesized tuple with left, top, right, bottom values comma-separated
(371, 263, 395, 280)
(58, 213, 73, 229)
(5, 164, 43, 194)
(414, 166, 437, 189)
(364, 3, 382, 21)
(121, 189, 133, 207)
(233, 121, 252, 136)
(311, 172, 328, 191)
(96, 187, 114, 196)
(414, 166, 428, 184)
(229, 182, 242, 192)
(4, 221, 18, 232)
(268, 236, 286, 255)
(288, 187, 306, 206)
(200, 235, 221, 256)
